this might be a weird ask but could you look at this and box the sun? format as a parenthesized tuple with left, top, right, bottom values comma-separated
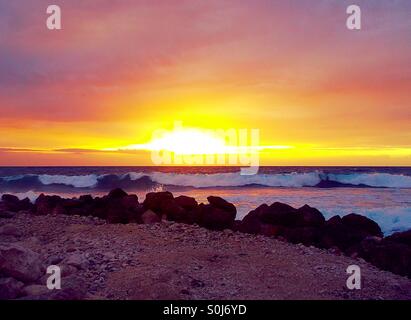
(103, 122, 294, 158)
(146, 129, 228, 155)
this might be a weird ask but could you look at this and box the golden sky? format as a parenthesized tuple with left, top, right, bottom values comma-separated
(0, 0, 410, 166)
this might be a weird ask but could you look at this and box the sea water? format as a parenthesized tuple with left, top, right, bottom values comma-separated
(1, 166, 411, 235)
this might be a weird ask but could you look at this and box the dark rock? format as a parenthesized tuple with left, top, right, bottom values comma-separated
(1, 194, 33, 212)
(121, 194, 139, 209)
(197, 203, 235, 231)
(207, 196, 236, 215)
(385, 229, 411, 247)
(231, 220, 242, 232)
(141, 210, 161, 224)
(175, 195, 198, 211)
(90, 190, 141, 224)
(319, 214, 382, 251)
(296, 204, 325, 227)
(282, 227, 322, 246)
(79, 194, 94, 203)
(352, 237, 411, 278)
(0, 277, 24, 299)
(341, 213, 383, 237)
(35, 194, 63, 216)
(0, 244, 43, 283)
(260, 224, 283, 237)
(107, 188, 128, 199)
(0, 210, 15, 219)
(260, 202, 300, 227)
(164, 202, 193, 223)
(143, 192, 174, 215)
(239, 204, 269, 234)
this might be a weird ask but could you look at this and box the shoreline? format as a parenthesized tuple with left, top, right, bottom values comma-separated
(1, 188, 411, 300)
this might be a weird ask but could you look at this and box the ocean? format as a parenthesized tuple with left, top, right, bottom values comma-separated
(1, 166, 411, 235)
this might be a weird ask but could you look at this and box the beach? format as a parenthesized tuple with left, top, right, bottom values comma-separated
(1, 188, 411, 300)
(1, 211, 411, 300)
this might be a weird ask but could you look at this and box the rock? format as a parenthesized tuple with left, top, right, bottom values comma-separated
(0, 277, 24, 299)
(46, 255, 64, 265)
(175, 195, 198, 211)
(101, 190, 143, 224)
(64, 253, 89, 270)
(141, 210, 161, 224)
(282, 227, 322, 246)
(296, 205, 325, 227)
(260, 202, 300, 227)
(239, 204, 268, 234)
(35, 194, 63, 216)
(198, 203, 235, 231)
(1, 194, 33, 212)
(48, 287, 85, 300)
(385, 229, 411, 247)
(259, 224, 283, 237)
(319, 215, 381, 251)
(0, 244, 43, 282)
(319, 216, 351, 250)
(22, 284, 49, 297)
(143, 191, 174, 215)
(121, 194, 139, 208)
(107, 188, 128, 199)
(0, 210, 15, 219)
(352, 237, 411, 278)
(207, 196, 236, 215)
(239, 202, 307, 234)
(0, 224, 22, 236)
(341, 213, 383, 237)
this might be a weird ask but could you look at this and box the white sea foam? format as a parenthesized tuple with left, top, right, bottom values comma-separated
(2, 171, 411, 189)
(38, 174, 99, 188)
(147, 171, 322, 188)
(328, 173, 411, 188)
(0, 190, 40, 203)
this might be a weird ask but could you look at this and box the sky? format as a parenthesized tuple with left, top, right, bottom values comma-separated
(0, 0, 410, 166)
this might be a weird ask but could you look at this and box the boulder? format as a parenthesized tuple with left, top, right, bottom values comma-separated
(164, 202, 192, 223)
(175, 195, 198, 211)
(319, 214, 382, 251)
(141, 210, 161, 224)
(0, 244, 43, 282)
(35, 194, 63, 216)
(0, 277, 24, 299)
(22, 284, 50, 297)
(107, 188, 128, 199)
(351, 237, 411, 278)
(0, 211, 15, 219)
(64, 253, 89, 270)
(260, 202, 300, 227)
(385, 229, 411, 247)
(260, 224, 283, 237)
(341, 213, 383, 237)
(197, 203, 236, 231)
(239, 204, 269, 234)
(296, 205, 325, 227)
(207, 196, 236, 215)
(1, 195, 33, 212)
(103, 189, 141, 224)
(282, 227, 322, 246)
(0, 208, 15, 219)
(143, 191, 174, 215)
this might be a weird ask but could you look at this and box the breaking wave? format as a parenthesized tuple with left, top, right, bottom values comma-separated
(1, 171, 411, 190)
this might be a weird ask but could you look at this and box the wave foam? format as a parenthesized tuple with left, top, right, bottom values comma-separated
(1, 171, 411, 189)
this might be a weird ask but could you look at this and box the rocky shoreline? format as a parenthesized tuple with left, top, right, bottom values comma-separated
(1, 189, 411, 300)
